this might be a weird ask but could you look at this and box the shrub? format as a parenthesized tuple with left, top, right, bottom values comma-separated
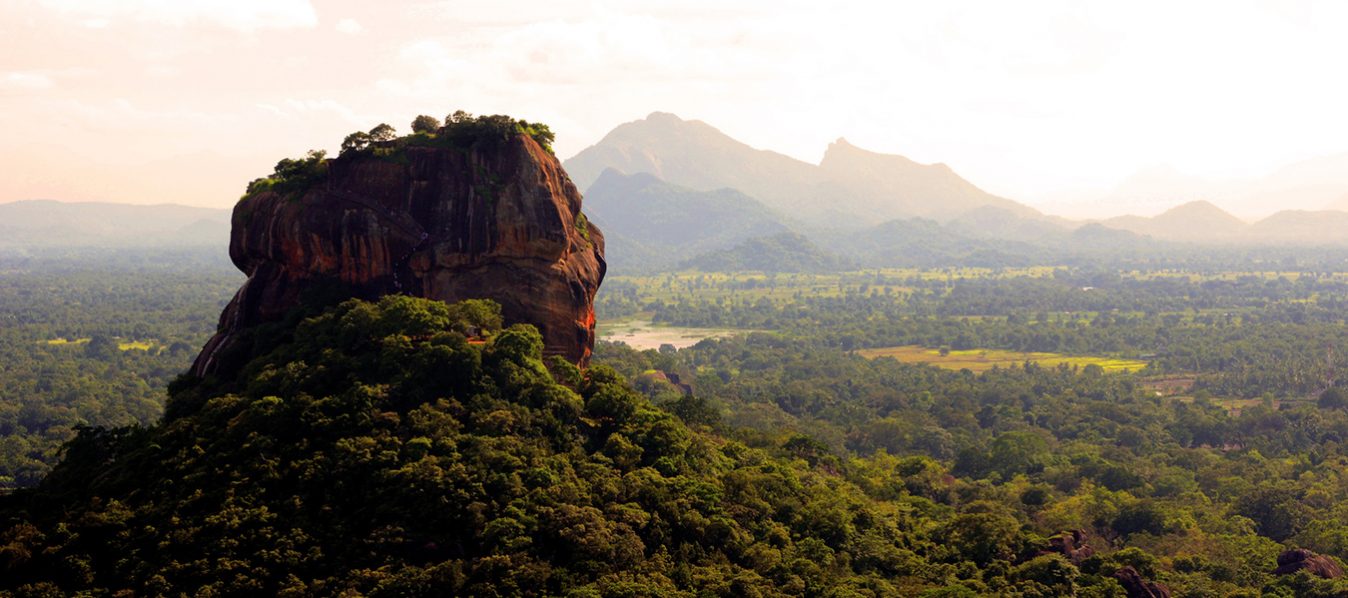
(241, 150, 328, 201)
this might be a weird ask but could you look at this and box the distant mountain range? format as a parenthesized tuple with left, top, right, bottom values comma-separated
(582, 170, 792, 271)
(0, 200, 230, 248)
(6, 114, 1347, 269)
(1062, 153, 1348, 219)
(1097, 200, 1348, 246)
(1101, 201, 1247, 243)
(565, 112, 1039, 226)
(679, 232, 854, 273)
(566, 113, 1348, 261)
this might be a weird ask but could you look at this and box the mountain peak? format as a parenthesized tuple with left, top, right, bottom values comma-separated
(644, 111, 684, 122)
(1101, 198, 1245, 242)
(819, 138, 921, 169)
(1157, 200, 1244, 225)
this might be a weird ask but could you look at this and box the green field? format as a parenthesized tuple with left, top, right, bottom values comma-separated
(856, 345, 1148, 373)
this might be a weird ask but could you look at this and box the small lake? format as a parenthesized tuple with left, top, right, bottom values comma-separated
(597, 319, 747, 350)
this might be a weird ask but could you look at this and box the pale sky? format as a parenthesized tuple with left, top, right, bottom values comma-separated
(4, 0, 1348, 217)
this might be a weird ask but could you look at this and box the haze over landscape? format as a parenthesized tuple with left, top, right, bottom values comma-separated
(7, 0, 1348, 219)
(11, 3, 1348, 596)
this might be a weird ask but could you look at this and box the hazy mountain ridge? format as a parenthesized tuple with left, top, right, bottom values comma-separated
(946, 205, 1073, 244)
(1096, 200, 1348, 246)
(562, 112, 1348, 249)
(582, 169, 792, 272)
(564, 112, 1043, 226)
(679, 232, 854, 273)
(1246, 210, 1348, 245)
(1100, 200, 1247, 243)
(818, 138, 1039, 221)
(0, 200, 230, 247)
(11, 111, 1348, 263)
(1066, 153, 1348, 220)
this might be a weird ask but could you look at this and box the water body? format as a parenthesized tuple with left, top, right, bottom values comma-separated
(597, 319, 747, 350)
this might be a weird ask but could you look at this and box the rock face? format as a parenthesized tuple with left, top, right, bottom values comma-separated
(1037, 530, 1095, 565)
(191, 134, 605, 378)
(1273, 548, 1344, 579)
(1113, 566, 1171, 598)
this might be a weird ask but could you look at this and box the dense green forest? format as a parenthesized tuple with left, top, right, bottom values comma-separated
(6, 251, 1348, 594)
(0, 249, 239, 487)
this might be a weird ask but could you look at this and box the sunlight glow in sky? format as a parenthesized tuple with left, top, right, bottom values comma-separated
(3, 0, 1347, 217)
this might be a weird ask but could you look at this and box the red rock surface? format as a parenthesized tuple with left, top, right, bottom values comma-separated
(191, 134, 605, 377)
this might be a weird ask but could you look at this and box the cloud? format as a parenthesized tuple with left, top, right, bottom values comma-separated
(36, 0, 318, 32)
(0, 72, 55, 91)
(335, 18, 364, 35)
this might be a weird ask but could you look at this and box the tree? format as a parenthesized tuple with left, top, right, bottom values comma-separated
(368, 123, 397, 142)
(446, 110, 471, 124)
(988, 430, 1050, 478)
(517, 120, 555, 150)
(341, 131, 371, 154)
(84, 335, 118, 360)
(410, 115, 440, 134)
(1111, 501, 1167, 536)
(943, 510, 1021, 566)
(1319, 387, 1347, 410)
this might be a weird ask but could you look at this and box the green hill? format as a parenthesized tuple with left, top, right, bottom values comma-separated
(680, 232, 855, 273)
(0, 296, 931, 596)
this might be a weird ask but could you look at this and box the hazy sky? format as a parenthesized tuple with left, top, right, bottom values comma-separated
(4, 0, 1348, 216)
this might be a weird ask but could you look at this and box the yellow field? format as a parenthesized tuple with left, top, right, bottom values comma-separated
(41, 338, 156, 351)
(856, 345, 1148, 373)
(1122, 270, 1348, 283)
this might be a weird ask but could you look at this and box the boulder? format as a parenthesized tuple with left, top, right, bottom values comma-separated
(191, 133, 605, 379)
(1273, 548, 1344, 579)
(1037, 529, 1095, 565)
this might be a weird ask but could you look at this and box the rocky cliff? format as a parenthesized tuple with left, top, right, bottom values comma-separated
(191, 132, 605, 378)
